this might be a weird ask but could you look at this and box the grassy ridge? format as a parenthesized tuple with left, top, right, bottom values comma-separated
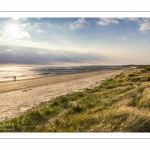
(1, 66, 150, 132)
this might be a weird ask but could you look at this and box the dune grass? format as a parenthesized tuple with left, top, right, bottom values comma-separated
(1, 66, 150, 132)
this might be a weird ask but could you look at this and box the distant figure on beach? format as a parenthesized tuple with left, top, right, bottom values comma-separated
(13, 76, 16, 81)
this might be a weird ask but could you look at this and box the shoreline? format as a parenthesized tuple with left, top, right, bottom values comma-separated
(0, 69, 127, 122)
(0, 69, 127, 93)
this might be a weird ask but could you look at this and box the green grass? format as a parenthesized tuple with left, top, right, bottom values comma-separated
(144, 66, 150, 71)
(1, 65, 150, 132)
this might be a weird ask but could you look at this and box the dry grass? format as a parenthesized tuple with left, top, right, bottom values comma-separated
(1, 66, 150, 132)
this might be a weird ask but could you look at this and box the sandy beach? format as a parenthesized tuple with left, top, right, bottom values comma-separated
(0, 69, 127, 122)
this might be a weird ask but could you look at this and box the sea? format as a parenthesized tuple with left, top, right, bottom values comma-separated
(0, 65, 125, 82)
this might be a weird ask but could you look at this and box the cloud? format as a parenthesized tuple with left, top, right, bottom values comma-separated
(37, 29, 45, 33)
(0, 36, 84, 53)
(128, 18, 139, 22)
(97, 18, 120, 26)
(12, 17, 19, 20)
(2, 23, 31, 39)
(4, 49, 11, 52)
(117, 36, 128, 41)
(12, 17, 27, 21)
(22, 22, 52, 33)
(21, 22, 36, 31)
(69, 18, 88, 30)
(0, 45, 105, 64)
(21, 31, 30, 38)
(21, 22, 41, 30)
(138, 21, 150, 31)
(3, 30, 30, 39)
(21, 23, 31, 27)
(57, 39, 71, 45)
(22, 18, 28, 21)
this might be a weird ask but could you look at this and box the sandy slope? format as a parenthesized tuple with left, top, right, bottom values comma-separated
(0, 69, 127, 122)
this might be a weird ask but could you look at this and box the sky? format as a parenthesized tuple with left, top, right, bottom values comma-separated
(0, 17, 150, 65)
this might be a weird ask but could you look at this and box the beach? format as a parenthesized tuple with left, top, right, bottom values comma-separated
(0, 69, 127, 122)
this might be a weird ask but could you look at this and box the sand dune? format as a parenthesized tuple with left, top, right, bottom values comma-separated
(0, 69, 127, 122)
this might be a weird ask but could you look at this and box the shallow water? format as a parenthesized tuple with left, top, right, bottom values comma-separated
(0, 65, 124, 81)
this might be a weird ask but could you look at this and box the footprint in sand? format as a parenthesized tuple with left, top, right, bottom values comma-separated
(23, 90, 28, 92)
(22, 89, 32, 92)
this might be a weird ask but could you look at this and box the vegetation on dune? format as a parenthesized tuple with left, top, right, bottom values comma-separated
(1, 66, 150, 132)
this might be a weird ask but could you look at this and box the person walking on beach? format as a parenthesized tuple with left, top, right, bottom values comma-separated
(13, 76, 16, 81)
(14, 76, 16, 81)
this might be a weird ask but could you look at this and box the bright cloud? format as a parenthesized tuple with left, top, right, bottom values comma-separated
(128, 18, 140, 22)
(21, 31, 30, 38)
(97, 18, 120, 26)
(12, 17, 19, 20)
(37, 29, 45, 33)
(138, 21, 150, 31)
(5, 49, 11, 52)
(4, 29, 30, 39)
(21, 23, 31, 27)
(0, 36, 82, 53)
(69, 18, 88, 30)
(3, 23, 30, 39)
(117, 36, 128, 41)
(60, 39, 71, 44)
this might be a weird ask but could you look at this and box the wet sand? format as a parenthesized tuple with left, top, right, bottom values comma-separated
(0, 69, 127, 122)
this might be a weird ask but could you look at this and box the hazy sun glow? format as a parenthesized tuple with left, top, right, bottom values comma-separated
(6, 24, 21, 38)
